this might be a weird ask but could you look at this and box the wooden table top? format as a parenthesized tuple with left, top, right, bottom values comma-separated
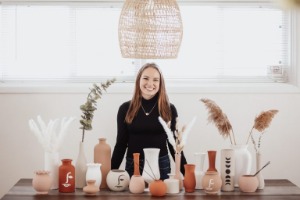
(2, 179, 300, 200)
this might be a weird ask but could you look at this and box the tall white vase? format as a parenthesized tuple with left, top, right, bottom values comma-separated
(220, 149, 235, 191)
(231, 144, 252, 187)
(194, 152, 206, 189)
(256, 151, 265, 189)
(75, 141, 87, 188)
(142, 148, 160, 184)
(86, 163, 102, 189)
(44, 151, 59, 189)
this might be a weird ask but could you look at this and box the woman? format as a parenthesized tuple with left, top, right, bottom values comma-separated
(111, 63, 187, 180)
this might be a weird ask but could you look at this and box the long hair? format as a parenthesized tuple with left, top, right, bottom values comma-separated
(125, 63, 172, 124)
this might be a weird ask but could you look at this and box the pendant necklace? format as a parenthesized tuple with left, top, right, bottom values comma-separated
(141, 102, 157, 116)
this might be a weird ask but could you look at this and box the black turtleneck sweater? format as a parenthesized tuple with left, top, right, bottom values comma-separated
(111, 94, 187, 175)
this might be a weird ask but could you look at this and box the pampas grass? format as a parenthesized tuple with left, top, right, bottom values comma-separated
(200, 98, 236, 145)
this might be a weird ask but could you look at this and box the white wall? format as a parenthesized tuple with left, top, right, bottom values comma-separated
(1, 85, 300, 198)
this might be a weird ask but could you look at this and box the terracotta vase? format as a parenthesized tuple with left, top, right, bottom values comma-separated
(220, 149, 235, 191)
(174, 153, 183, 190)
(59, 159, 75, 193)
(83, 180, 99, 196)
(194, 152, 206, 189)
(202, 150, 222, 194)
(94, 138, 111, 189)
(164, 174, 179, 194)
(106, 169, 130, 191)
(183, 164, 196, 193)
(75, 142, 87, 189)
(32, 170, 52, 194)
(129, 153, 145, 194)
(149, 180, 167, 197)
(239, 175, 258, 193)
(85, 163, 102, 189)
(231, 144, 252, 187)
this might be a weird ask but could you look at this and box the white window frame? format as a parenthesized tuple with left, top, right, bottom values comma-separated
(0, 0, 299, 94)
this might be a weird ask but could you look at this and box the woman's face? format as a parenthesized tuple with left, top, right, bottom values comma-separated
(139, 67, 160, 100)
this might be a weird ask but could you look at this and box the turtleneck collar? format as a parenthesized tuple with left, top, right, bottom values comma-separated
(141, 93, 159, 105)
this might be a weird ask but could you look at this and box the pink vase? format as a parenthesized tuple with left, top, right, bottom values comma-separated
(129, 153, 145, 193)
(32, 170, 52, 194)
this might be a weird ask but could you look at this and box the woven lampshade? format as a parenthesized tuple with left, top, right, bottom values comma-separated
(118, 0, 183, 59)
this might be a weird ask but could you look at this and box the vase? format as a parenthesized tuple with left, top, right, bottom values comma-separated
(44, 151, 59, 189)
(106, 169, 130, 191)
(149, 180, 167, 197)
(59, 159, 75, 193)
(86, 163, 102, 189)
(220, 149, 235, 191)
(231, 144, 252, 187)
(194, 152, 206, 189)
(129, 153, 145, 194)
(183, 164, 196, 193)
(75, 141, 87, 189)
(256, 151, 265, 189)
(164, 174, 179, 194)
(142, 148, 160, 185)
(83, 180, 99, 196)
(202, 150, 222, 194)
(32, 170, 52, 194)
(174, 153, 183, 190)
(94, 138, 111, 189)
(239, 175, 258, 193)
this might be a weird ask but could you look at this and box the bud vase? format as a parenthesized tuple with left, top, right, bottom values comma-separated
(183, 164, 196, 193)
(44, 151, 59, 189)
(174, 153, 183, 190)
(142, 148, 160, 185)
(83, 180, 99, 196)
(256, 151, 265, 189)
(194, 152, 206, 189)
(59, 159, 75, 193)
(220, 149, 235, 191)
(231, 144, 252, 187)
(202, 150, 222, 194)
(94, 138, 111, 189)
(129, 153, 145, 194)
(75, 141, 87, 188)
(86, 163, 102, 189)
(32, 170, 52, 194)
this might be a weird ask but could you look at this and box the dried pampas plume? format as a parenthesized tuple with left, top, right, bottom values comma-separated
(246, 109, 279, 145)
(200, 98, 236, 145)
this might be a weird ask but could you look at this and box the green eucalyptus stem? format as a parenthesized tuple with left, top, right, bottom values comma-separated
(82, 129, 85, 143)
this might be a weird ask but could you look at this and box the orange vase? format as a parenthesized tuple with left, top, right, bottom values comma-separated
(183, 164, 196, 193)
(94, 138, 111, 189)
(129, 153, 145, 194)
(133, 153, 141, 176)
(149, 180, 167, 197)
(59, 159, 75, 193)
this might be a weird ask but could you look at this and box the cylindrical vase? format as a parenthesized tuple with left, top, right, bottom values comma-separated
(220, 149, 235, 191)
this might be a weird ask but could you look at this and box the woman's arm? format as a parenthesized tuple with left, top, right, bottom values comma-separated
(111, 102, 130, 169)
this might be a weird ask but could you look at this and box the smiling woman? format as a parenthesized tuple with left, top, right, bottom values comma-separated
(0, 0, 296, 88)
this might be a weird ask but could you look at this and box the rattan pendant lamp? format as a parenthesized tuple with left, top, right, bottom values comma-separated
(118, 0, 183, 59)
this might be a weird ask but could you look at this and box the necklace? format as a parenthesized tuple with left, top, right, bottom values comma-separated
(141, 102, 157, 116)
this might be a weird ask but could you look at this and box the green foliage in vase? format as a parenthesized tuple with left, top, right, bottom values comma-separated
(80, 78, 116, 142)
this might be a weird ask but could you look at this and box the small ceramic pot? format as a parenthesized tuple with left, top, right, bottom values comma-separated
(239, 175, 258, 193)
(106, 169, 130, 191)
(149, 180, 167, 197)
(83, 180, 99, 196)
(129, 175, 145, 194)
(164, 174, 179, 194)
(32, 170, 52, 194)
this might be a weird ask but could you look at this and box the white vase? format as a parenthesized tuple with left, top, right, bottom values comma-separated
(75, 141, 87, 188)
(164, 174, 179, 194)
(142, 148, 160, 184)
(106, 169, 130, 191)
(220, 149, 235, 191)
(256, 151, 265, 189)
(231, 144, 252, 187)
(44, 151, 59, 189)
(86, 163, 102, 189)
(194, 152, 206, 189)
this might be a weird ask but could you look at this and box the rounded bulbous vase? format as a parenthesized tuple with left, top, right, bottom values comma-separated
(106, 169, 130, 191)
(239, 175, 258, 193)
(32, 170, 52, 194)
(149, 180, 167, 197)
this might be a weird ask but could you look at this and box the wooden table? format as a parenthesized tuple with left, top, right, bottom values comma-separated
(2, 179, 300, 200)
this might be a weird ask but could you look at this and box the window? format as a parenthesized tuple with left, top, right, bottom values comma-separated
(0, 1, 293, 85)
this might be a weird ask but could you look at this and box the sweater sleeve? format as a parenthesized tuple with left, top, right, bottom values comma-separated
(167, 104, 187, 175)
(111, 102, 129, 169)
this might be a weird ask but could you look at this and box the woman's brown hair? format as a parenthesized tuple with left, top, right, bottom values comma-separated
(125, 63, 172, 124)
